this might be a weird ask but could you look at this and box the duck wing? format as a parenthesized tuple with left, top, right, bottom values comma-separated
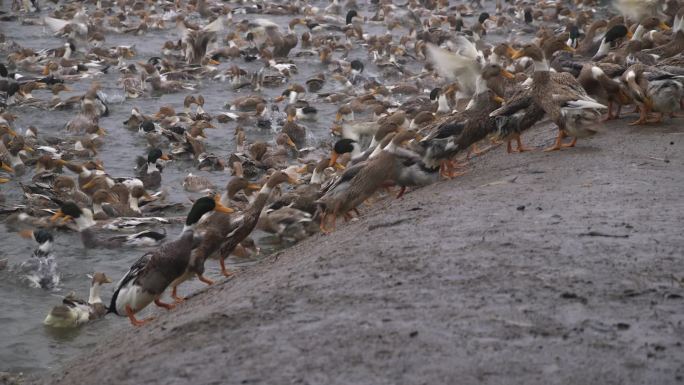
(44, 17, 69, 33)
(319, 161, 366, 196)
(113, 252, 152, 292)
(490, 93, 534, 117)
(426, 38, 484, 95)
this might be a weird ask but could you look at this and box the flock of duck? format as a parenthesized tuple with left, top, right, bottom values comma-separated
(0, 0, 682, 328)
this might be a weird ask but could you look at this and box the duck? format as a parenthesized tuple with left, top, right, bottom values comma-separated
(17, 229, 59, 290)
(216, 171, 298, 276)
(316, 131, 418, 233)
(178, 15, 225, 65)
(0, 159, 13, 183)
(182, 173, 215, 193)
(281, 109, 306, 149)
(63, 161, 108, 195)
(591, 24, 632, 61)
(43, 272, 113, 328)
(50, 202, 166, 249)
(43, 10, 89, 41)
(64, 103, 100, 134)
(99, 183, 147, 218)
(646, 72, 684, 123)
(419, 64, 509, 174)
(577, 64, 632, 121)
(623, 63, 684, 124)
(138, 148, 170, 189)
(224, 95, 267, 112)
(51, 175, 91, 207)
(169, 178, 261, 301)
(642, 14, 684, 59)
(108, 196, 233, 326)
(91, 189, 117, 220)
(257, 205, 315, 242)
(329, 138, 363, 167)
(507, 43, 607, 151)
(249, 134, 298, 170)
(425, 36, 486, 102)
(491, 88, 546, 154)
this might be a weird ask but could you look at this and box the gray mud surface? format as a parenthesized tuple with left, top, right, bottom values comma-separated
(39, 118, 684, 385)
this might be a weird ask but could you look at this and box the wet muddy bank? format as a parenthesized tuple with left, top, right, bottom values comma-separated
(37, 117, 684, 385)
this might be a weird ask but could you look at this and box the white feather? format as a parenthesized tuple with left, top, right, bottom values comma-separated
(564, 99, 608, 110)
(203, 16, 226, 33)
(114, 283, 154, 315)
(44, 16, 69, 32)
(591, 66, 605, 80)
(426, 42, 482, 96)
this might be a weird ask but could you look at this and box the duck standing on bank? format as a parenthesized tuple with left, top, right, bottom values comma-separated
(499, 43, 607, 151)
(216, 171, 298, 276)
(108, 196, 234, 326)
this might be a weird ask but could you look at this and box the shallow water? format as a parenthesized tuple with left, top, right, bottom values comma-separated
(0, 0, 515, 374)
(0, 1, 396, 374)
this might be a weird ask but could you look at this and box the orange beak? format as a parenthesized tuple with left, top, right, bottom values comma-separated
(82, 179, 97, 190)
(501, 69, 515, 79)
(329, 151, 339, 167)
(213, 195, 235, 213)
(50, 210, 64, 222)
(160, 154, 170, 161)
(285, 136, 296, 148)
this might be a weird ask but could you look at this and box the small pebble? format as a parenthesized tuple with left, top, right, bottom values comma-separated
(615, 323, 630, 330)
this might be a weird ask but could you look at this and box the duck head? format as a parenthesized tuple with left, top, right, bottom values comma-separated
(87, 272, 112, 304)
(147, 148, 170, 172)
(329, 138, 360, 168)
(20, 229, 54, 254)
(183, 195, 234, 232)
(52, 202, 96, 231)
(346, 10, 359, 25)
(225, 176, 261, 202)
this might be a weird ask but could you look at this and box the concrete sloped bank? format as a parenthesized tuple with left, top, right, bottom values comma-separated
(41, 119, 684, 385)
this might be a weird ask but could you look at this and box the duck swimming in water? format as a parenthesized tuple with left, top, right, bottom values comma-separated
(18, 229, 58, 290)
(51, 202, 166, 249)
(43, 272, 113, 328)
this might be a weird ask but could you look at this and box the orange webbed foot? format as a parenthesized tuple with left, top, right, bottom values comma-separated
(154, 299, 176, 310)
(125, 305, 154, 327)
(197, 274, 214, 285)
(171, 286, 185, 303)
